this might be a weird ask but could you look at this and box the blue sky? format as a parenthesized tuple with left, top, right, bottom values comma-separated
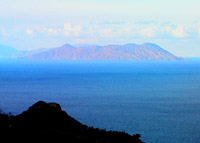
(0, 0, 200, 56)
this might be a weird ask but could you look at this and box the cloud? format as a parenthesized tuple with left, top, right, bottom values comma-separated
(73, 25, 82, 36)
(26, 29, 34, 36)
(81, 25, 133, 38)
(99, 28, 115, 38)
(198, 28, 200, 36)
(33, 23, 82, 37)
(1, 28, 9, 37)
(135, 20, 158, 25)
(47, 28, 59, 35)
(164, 25, 188, 38)
(118, 27, 132, 36)
(139, 27, 156, 37)
(75, 38, 98, 44)
(63, 23, 82, 37)
(63, 23, 71, 36)
(35, 26, 47, 33)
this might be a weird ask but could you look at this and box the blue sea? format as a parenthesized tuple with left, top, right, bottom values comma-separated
(0, 59, 200, 143)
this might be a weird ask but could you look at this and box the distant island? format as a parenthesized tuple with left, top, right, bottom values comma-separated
(0, 44, 18, 58)
(0, 43, 183, 60)
(0, 101, 143, 143)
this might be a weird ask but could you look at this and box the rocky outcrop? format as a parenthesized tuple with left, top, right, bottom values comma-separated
(0, 101, 143, 143)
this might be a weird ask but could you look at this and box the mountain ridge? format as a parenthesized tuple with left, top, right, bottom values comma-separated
(26, 43, 182, 60)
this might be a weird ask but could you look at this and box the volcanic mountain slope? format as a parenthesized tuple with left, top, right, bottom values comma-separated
(13, 48, 52, 58)
(0, 101, 143, 143)
(26, 43, 182, 60)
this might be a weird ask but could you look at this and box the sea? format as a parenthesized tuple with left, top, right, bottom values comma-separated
(0, 59, 200, 143)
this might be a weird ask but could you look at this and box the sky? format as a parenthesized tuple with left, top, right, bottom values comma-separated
(0, 0, 200, 57)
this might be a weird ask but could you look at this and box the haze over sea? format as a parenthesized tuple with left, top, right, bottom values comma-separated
(0, 59, 200, 143)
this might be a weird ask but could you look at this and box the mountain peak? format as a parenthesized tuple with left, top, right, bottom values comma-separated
(141, 43, 160, 47)
(124, 43, 138, 46)
(63, 43, 74, 47)
(28, 101, 62, 111)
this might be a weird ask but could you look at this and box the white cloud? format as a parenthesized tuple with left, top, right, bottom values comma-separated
(63, 23, 82, 37)
(26, 29, 34, 36)
(118, 27, 132, 36)
(1, 28, 9, 37)
(29, 23, 82, 37)
(35, 26, 47, 33)
(164, 25, 188, 38)
(198, 28, 200, 36)
(99, 28, 115, 38)
(75, 38, 98, 44)
(139, 27, 156, 37)
(47, 28, 59, 35)
(63, 23, 71, 36)
(73, 25, 82, 36)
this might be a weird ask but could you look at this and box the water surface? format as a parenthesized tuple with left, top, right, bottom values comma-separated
(0, 59, 200, 143)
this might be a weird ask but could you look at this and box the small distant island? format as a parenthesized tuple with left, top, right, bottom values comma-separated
(0, 43, 182, 60)
(0, 101, 143, 143)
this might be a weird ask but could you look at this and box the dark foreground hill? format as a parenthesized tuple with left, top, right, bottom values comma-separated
(0, 101, 143, 143)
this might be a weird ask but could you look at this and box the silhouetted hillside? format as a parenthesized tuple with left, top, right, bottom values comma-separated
(0, 101, 143, 143)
